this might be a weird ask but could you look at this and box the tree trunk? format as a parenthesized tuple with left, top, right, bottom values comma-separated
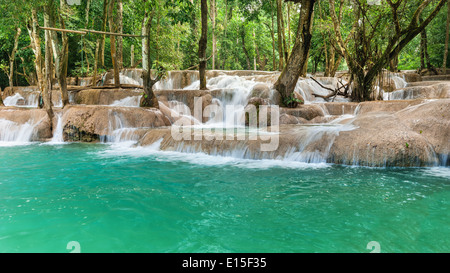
(390, 52, 399, 72)
(330, 0, 445, 101)
(43, 5, 55, 123)
(5, 27, 22, 106)
(83, 0, 91, 75)
(28, 9, 45, 97)
(99, 0, 109, 68)
(444, 0, 450, 72)
(443, 0, 450, 72)
(92, 39, 100, 86)
(199, 0, 208, 90)
(141, 10, 160, 108)
(274, 0, 315, 106)
(270, 0, 277, 71)
(281, 3, 289, 62)
(240, 26, 252, 70)
(420, 18, 432, 70)
(117, 0, 123, 70)
(49, 1, 70, 108)
(130, 44, 135, 67)
(108, 0, 120, 88)
(210, 0, 216, 70)
(276, 0, 284, 70)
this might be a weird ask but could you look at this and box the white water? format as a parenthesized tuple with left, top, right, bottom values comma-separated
(111, 74, 142, 86)
(49, 113, 65, 144)
(100, 110, 142, 144)
(97, 138, 330, 169)
(0, 119, 37, 146)
(183, 75, 264, 128)
(110, 95, 142, 107)
(103, 73, 359, 164)
(4, 93, 39, 107)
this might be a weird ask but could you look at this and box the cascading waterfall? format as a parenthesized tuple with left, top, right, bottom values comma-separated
(4, 93, 39, 107)
(100, 111, 142, 143)
(111, 95, 142, 107)
(0, 119, 38, 145)
(183, 75, 261, 128)
(49, 113, 65, 144)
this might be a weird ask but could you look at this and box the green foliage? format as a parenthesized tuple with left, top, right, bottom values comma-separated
(0, 0, 447, 91)
(283, 93, 303, 108)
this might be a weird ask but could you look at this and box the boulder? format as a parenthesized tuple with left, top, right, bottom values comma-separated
(62, 105, 171, 142)
(0, 108, 52, 141)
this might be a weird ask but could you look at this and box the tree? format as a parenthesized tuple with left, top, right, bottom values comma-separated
(274, 0, 315, 107)
(49, 0, 70, 108)
(329, 0, 446, 102)
(443, 0, 449, 72)
(199, 0, 208, 90)
(108, 0, 120, 88)
(140, 0, 162, 108)
(0, 27, 22, 106)
(210, 0, 217, 70)
(43, 4, 55, 122)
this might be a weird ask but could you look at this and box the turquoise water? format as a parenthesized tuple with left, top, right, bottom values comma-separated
(0, 143, 449, 253)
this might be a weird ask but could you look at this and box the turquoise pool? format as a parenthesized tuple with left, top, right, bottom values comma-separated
(0, 143, 449, 252)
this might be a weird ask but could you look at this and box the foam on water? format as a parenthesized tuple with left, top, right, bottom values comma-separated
(96, 139, 330, 169)
(423, 167, 450, 179)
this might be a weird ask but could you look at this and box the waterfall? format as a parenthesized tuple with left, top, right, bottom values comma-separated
(100, 111, 142, 143)
(391, 74, 408, 90)
(49, 113, 65, 144)
(111, 95, 142, 107)
(154, 71, 174, 90)
(4, 93, 39, 107)
(0, 119, 37, 145)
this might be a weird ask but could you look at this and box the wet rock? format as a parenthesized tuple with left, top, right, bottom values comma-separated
(0, 108, 52, 141)
(385, 82, 450, 100)
(330, 99, 450, 166)
(250, 83, 271, 99)
(74, 88, 142, 105)
(62, 105, 171, 142)
(281, 104, 324, 121)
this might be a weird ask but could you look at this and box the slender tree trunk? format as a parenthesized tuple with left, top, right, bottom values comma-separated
(108, 0, 120, 88)
(141, 10, 159, 108)
(43, 5, 55, 123)
(240, 26, 252, 70)
(281, 3, 288, 62)
(253, 28, 257, 70)
(420, 17, 432, 70)
(210, 0, 216, 70)
(130, 44, 135, 67)
(287, 2, 291, 53)
(28, 9, 45, 97)
(99, 0, 109, 68)
(93, 39, 100, 86)
(443, 0, 450, 72)
(390, 53, 399, 72)
(83, 0, 91, 75)
(270, 0, 277, 71)
(420, 32, 426, 70)
(199, 0, 208, 90)
(49, 1, 70, 108)
(274, 0, 315, 106)
(6, 27, 22, 105)
(117, 0, 123, 70)
(276, 0, 284, 70)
